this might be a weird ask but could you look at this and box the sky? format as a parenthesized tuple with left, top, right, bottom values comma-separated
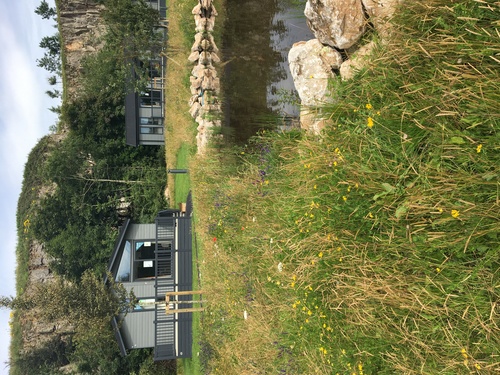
(0, 0, 59, 373)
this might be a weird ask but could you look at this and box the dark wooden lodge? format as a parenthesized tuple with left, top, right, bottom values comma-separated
(125, 0, 168, 147)
(106, 200, 193, 360)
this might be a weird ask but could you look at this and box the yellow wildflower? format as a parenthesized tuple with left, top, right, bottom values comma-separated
(318, 251, 323, 258)
(365, 103, 372, 110)
(475, 364, 481, 370)
(367, 117, 374, 128)
(476, 144, 482, 153)
(451, 209, 460, 218)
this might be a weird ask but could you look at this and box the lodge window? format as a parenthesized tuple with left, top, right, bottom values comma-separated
(132, 240, 172, 280)
(140, 90, 162, 107)
(140, 117, 163, 126)
(140, 126, 163, 135)
(133, 298, 156, 311)
(134, 241, 156, 279)
(116, 239, 172, 282)
(115, 241, 131, 282)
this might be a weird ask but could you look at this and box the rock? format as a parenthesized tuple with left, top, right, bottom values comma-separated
(189, 101, 202, 118)
(195, 16, 215, 32)
(207, 4, 218, 17)
(188, 50, 200, 63)
(201, 76, 221, 93)
(200, 0, 213, 8)
(189, 94, 201, 107)
(191, 63, 205, 78)
(362, 0, 400, 37)
(190, 76, 203, 89)
(199, 51, 212, 65)
(300, 108, 331, 134)
(192, 3, 202, 15)
(191, 32, 204, 51)
(304, 0, 365, 49)
(210, 52, 221, 63)
(288, 39, 340, 106)
(207, 33, 219, 53)
(339, 41, 376, 80)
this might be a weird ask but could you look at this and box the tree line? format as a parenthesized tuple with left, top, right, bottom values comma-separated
(6, 0, 172, 373)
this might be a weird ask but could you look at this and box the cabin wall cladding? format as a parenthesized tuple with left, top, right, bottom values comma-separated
(188, 0, 222, 154)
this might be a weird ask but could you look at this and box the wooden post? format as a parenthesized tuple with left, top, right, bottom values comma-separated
(165, 290, 205, 315)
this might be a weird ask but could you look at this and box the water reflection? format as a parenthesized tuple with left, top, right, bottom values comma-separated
(221, 0, 313, 143)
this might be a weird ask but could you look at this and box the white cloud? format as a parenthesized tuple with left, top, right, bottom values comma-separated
(0, 0, 58, 372)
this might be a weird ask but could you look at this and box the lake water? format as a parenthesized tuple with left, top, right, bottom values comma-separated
(220, 0, 313, 143)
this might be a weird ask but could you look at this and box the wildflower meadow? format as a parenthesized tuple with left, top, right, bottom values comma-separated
(184, 0, 499, 374)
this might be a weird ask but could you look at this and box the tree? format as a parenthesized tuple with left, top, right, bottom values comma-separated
(48, 75, 58, 85)
(37, 54, 61, 74)
(2, 271, 137, 373)
(45, 89, 60, 98)
(1, 271, 135, 321)
(34, 0, 57, 20)
(39, 34, 61, 57)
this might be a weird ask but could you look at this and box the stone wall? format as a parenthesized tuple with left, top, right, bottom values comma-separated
(187, 0, 222, 154)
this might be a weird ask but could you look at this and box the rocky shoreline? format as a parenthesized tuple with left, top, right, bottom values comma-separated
(289, 0, 401, 133)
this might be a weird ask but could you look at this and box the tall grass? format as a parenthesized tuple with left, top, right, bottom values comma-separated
(191, 0, 499, 373)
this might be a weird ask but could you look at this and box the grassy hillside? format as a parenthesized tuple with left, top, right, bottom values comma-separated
(190, 0, 499, 373)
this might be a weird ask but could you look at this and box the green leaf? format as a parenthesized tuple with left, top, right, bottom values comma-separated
(381, 183, 396, 193)
(450, 136, 465, 145)
(395, 204, 409, 219)
(373, 191, 388, 201)
(482, 172, 497, 181)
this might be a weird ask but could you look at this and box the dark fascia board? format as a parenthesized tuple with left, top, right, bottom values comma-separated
(125, 58, 139, 147)
(125, 91, 139, 147)
(111, 316, 127, 357)
(104, 218, 131, 284)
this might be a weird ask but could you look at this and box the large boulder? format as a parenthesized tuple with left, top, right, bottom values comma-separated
(305, 0, 366, 50)
(339, 41, 375, 80)
(362, 0, 400, 37)
(288, 39, 342, 106)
